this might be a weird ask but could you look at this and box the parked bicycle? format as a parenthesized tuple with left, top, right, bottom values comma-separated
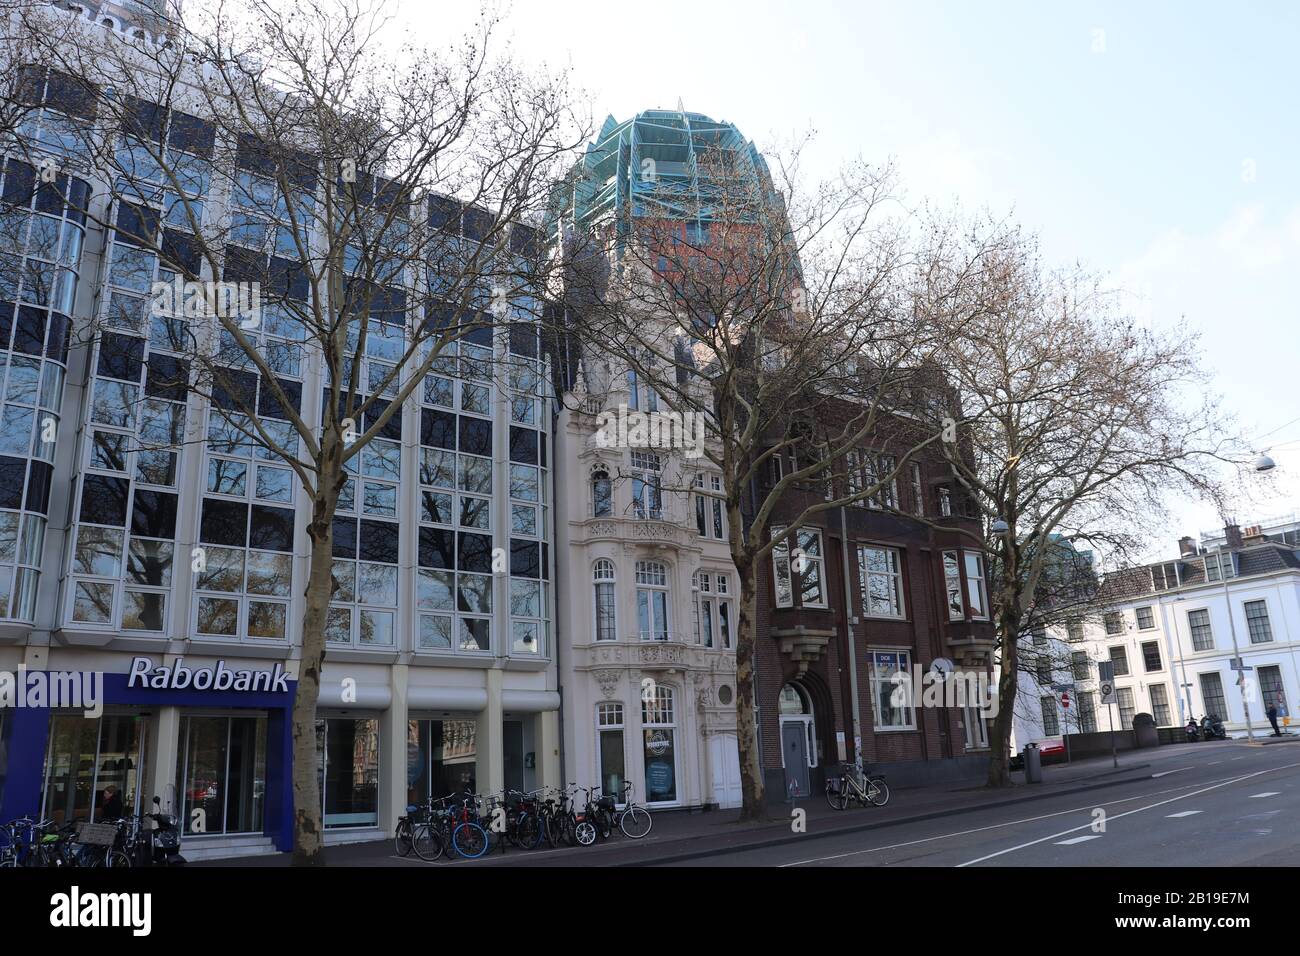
(825, 764, 890, 809)
(593, 782, 653, 839)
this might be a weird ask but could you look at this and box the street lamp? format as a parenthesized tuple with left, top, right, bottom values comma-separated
(989, 518, 1009, 535)
(1253, 452, 1276, 472)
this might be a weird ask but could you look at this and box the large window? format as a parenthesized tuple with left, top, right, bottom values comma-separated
(406, 719, 476, 804)
(1103, 612, 1123, 635)
(772, 527, 826, 609)
(964, 552, 988, 619)
(592, 468, 612, 517)
(943, 551, 963, 620)
(1077, 691, 1098, 733)
(636, 560, 670, 641)
(593, 559, 617, 641)
(630, 451, 662, 519)
(1188, 609, 1214, 651)
(1135, 606, 1155, 630)
(1141, 641, 1162, 672)
(1071, 651, 1091, 682)
(1244, 600, 1273, 644)
(1258, 666, 1285, 714)
(1116, 687, 1136, 729)
(858, 545, 904, 619)
(1040, 696, 1060, 736)
(1199, 672, 1228, 721)
(868, 650, 914, 730)
(1109, 644, 1129, 677)
(177, 714, 266, 835)
(1148, 684, 1173, 726)
(694, 473, 725, 539)
(695, 571, 733, 649)
(641, 686, 677, 804)
(41, 714, 148, 826)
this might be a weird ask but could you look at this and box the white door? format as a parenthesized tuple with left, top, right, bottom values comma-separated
(708, 734, 743, 808)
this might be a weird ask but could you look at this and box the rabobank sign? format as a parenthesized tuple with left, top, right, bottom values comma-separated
(126, 656, 289, 694)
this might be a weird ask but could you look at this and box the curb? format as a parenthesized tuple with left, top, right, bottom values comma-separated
(620, 765, 1155, 867)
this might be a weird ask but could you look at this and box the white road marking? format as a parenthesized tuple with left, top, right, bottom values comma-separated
(1166, 810, 1202, 818)
(1208, 761, 1222, 766)
(956, 761, 1300, 867)
(1055, 835, 1102, 845)
(779, 778, 1238, 867)
(1250, 791, 1281, 798)
(1151, 767, 1194, 778)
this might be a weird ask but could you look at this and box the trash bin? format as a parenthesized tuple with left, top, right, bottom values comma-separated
(1023, 743, 1042, 783)
(1133, 713, 1158, 748)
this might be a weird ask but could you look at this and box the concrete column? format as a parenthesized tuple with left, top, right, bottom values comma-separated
(383, 664, 409, 829)
(539, 708, 561, 790)
(149, 705, 182, 817)
(477, 669, 504, 795)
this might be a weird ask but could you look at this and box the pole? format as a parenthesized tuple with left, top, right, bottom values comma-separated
(1108, 700, 1118, 768)
(1222, 573, 1255, 739)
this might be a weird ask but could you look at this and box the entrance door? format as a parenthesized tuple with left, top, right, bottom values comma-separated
(177, 715, 267, 835)
(781, 723, 810, 798)
(708, 734, 742, 808)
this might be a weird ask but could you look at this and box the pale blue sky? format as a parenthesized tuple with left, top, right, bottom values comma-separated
(402, 0, 1300, 552)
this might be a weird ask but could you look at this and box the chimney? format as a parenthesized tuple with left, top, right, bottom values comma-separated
(1178, 535, 1197, 557)
(1224, 522, 1244, 550)
(1243, 525, 1265, 544)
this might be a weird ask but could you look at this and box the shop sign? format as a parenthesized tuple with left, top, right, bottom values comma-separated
(127, 656, 289, 694)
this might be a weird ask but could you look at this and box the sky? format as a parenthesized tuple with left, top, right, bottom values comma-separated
(398, 0, 1300, 557)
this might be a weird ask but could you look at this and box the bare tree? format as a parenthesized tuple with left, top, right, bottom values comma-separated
(25, 0, 584, 862)
(919, 226, 1239, 786)
(550, 140, 1003, 820)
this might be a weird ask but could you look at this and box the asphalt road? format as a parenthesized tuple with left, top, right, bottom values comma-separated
(675, 739, 1300, 867)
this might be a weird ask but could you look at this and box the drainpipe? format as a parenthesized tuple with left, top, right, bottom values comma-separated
(839, 506, 863, 772)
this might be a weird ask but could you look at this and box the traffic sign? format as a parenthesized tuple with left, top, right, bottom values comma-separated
(1061, 690, 1071, 709)
(1099, 680, 1117, 704)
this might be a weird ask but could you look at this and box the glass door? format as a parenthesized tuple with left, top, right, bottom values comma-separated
(177, 715, 267, 835)
(41, 714, 148, 825)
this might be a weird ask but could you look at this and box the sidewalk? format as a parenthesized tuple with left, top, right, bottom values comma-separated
(202, 749, 1158, 867)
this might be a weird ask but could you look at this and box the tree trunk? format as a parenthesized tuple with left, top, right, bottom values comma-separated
(986, 600, 1022, 788)
(291, 502, 335, 865)
(733, 560, 769, 822)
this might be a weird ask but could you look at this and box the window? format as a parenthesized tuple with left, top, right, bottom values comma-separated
(1040, 696, 1060, 736)
(938, 486, 952, 517)
(1151, 561, 1182, 590)
(1141, 641, 1163, 672)
(1071, 651, 1091, 682)
(1066, 620, 1085, 643)
(1103, 612, 1123, 635)
(593, 559, 616, 642)
(317, 717, 379, 828)
(1148, 684, 1173, 726)
(964, 552, 988, 619)
(635, 560, 670, 641)
(694, 473, 725, 539)
(1117, 687, 1136, 729)
(1109, 644, 1129, 677)
(592, 469, 612, 518)
(771, 527, 826, 609)
(1203, 552, 1235, 583)
(1135, 606, 1155, 630)
(1244, 600, 1272, 644)
(1030, 625, 1047, 646)
(1036, 662, 1052, 685)
(868, 650, 914, 730)
(1258, 665, 1285, 714)
(1199, 672, 1228, 721)
(597, 703, 626, 799)
(910, 462, 924, 517)
(1188, 609, 1214, 651)
(1077, 691, 1098, 733)
(858, 545, 904, 618)
(630, 451, 662, 519)
(943, 551, 963, 620)
(641, 686, 677, 803)
(696, 572, 733, 650)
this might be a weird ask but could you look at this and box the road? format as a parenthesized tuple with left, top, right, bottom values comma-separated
(675, 739, 1300, 866)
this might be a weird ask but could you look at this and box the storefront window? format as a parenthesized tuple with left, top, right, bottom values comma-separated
(41, 713, 148, 825)
(641, 686, 677, 804)
(597, 702, 625, 800)
(318, 717, 379, 828)
(406, 718, 476, 804)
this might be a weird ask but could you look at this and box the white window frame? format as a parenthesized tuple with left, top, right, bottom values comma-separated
(858, 544, 905, 619)
(868, 649, 916, 731)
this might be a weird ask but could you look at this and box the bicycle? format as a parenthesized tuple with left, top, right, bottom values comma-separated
(825, 764, 890, 809)
(605, 782, 653, 839)
(573, 786, 611, 846)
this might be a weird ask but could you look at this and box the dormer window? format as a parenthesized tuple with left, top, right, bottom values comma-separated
(1203, 552, 1235, 583)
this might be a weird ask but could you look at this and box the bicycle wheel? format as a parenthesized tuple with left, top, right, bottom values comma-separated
(543, 815, 560, 849)
(618, 806, 653, 839)
(574, 819, 597, 846)
(517, 813, 542, 849)
(866, 777, 891, 807)
(106, 849, 132, 868)
(452, 822, 489, 859)
(825, 780, 849, 811)
(395, 820, 413, 857)
(411, 823, 445, 862)
(596, 810, 613, 840)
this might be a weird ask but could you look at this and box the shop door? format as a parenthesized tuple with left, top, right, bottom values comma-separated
(178, 715, 267, 835)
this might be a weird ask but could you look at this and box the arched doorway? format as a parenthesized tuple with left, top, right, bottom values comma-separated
(778, 683, 817, 798)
